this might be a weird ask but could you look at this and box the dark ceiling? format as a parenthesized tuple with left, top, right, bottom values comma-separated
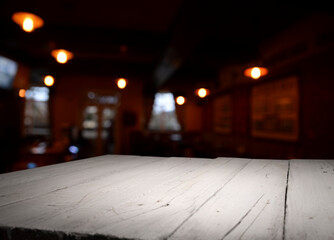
(0, 0, 331, 90)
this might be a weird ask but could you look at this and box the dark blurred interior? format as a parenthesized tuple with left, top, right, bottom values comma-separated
(1, 0, 334, 173)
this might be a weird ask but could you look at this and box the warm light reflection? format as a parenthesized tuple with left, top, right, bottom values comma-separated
(51, 49, 73, 64)
(196, 88, 209, 98)
(12, 12, 44, 32)
(44, 75, 55, 87)
(244, 67, 268, 79)
(19, 89, 26, 98)
(176, 96, 186, 105)
(117, 78, 127, 89)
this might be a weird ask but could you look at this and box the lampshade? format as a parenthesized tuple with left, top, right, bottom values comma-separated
(12, 12, 44, 32)
(244, 67, 268, 79)
(51, 49, 73, 64)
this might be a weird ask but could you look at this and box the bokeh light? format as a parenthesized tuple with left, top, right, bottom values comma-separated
(12, 12, 44, 32)
(117, 78, 127, 89)
(19, 89, 26, 98)
(176, 96, 186, 105)
(244, 66, 268, 79)
(251, 67, 261, 79)
(44, 75, 55, 87)
(23, 17, 33, 32)
(196, 88, 209, 98)
(51, 49, 73, 64)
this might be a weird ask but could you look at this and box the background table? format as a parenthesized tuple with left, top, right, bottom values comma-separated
(0, 155, 333, 239)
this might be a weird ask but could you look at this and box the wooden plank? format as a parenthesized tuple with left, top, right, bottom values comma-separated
(168, 159, 289, 240)
(0, 157, 251, 240)
(0, 155, 164, 207)
(0, 155, 143, 187)
(285, 159, 334, 240)
(0, 156, 199, 224)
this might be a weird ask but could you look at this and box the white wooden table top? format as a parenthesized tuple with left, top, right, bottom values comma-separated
(0, 155, 333, 240)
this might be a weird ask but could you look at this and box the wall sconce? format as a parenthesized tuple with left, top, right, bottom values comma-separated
(51, 49, 73, 64)
(195, 88, 210, 98)
(176, 96, 186, 105)
(244, 67, 268, 79)
(12, 12, 44, 32)
(44, 75, 55, 87)
(116, 78, 127, 89)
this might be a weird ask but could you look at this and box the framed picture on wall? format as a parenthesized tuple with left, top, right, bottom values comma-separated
(213, 94, 232, 133)
(251, 76, 299, 141)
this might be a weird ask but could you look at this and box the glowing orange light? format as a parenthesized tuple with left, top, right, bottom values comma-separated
(117, 78, 127, 89)
(244, 67, 268, 79)
(12, 12, 44, 32)
(19, 89, 26, 98)
(196, 88, 209, 98)
(44, 75, 55, 87)
(57, 52, 67, 63)
(51, 49, 73, 64)
(251, 67, 261, 79)
(176, 96, 186, 105)
(23, 17, 34, 32)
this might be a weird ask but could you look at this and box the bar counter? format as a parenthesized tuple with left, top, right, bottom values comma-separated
(0, 155, 333, 239)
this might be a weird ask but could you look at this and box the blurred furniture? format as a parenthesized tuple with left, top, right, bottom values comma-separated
(11, 139, 66, 172)
(0, 155, 333, 239)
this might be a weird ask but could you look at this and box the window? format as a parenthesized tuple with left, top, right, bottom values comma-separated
(0, 55, 18, 90)
(82, 91, 118, 140)
(24, 86, 50, 135)
(148, 92, 181, 131)
(82, 106, 98, 139)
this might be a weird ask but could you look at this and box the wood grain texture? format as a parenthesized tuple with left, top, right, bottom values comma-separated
(0, 156, 251, 240)
(285, 160, 334, 240)
(1, 156, 333, 240)
(0, 155, 161, 207)
(169, 159, 288, 240)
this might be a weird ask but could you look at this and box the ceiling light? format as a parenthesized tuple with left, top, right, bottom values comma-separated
(44, 75, 55, 87)
(12, 12, 44, 32)
(51, 49, 73, 64)
(116, 78, 127, 89)
(176, 96, 186, 105)
(244, 67, 268, 79)
(196, 88, 210, 98)
(116, 78, 128, 89)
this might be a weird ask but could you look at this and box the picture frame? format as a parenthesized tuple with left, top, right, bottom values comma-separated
(251, 76, 299, 141)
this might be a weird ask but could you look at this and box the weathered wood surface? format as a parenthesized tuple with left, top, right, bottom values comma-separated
(169, 158, 288, 240)
(0, 155, 333, 240)
(285, 160, 334, 240)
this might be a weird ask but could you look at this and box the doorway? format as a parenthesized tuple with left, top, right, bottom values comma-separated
(81, 91, 119, 156)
